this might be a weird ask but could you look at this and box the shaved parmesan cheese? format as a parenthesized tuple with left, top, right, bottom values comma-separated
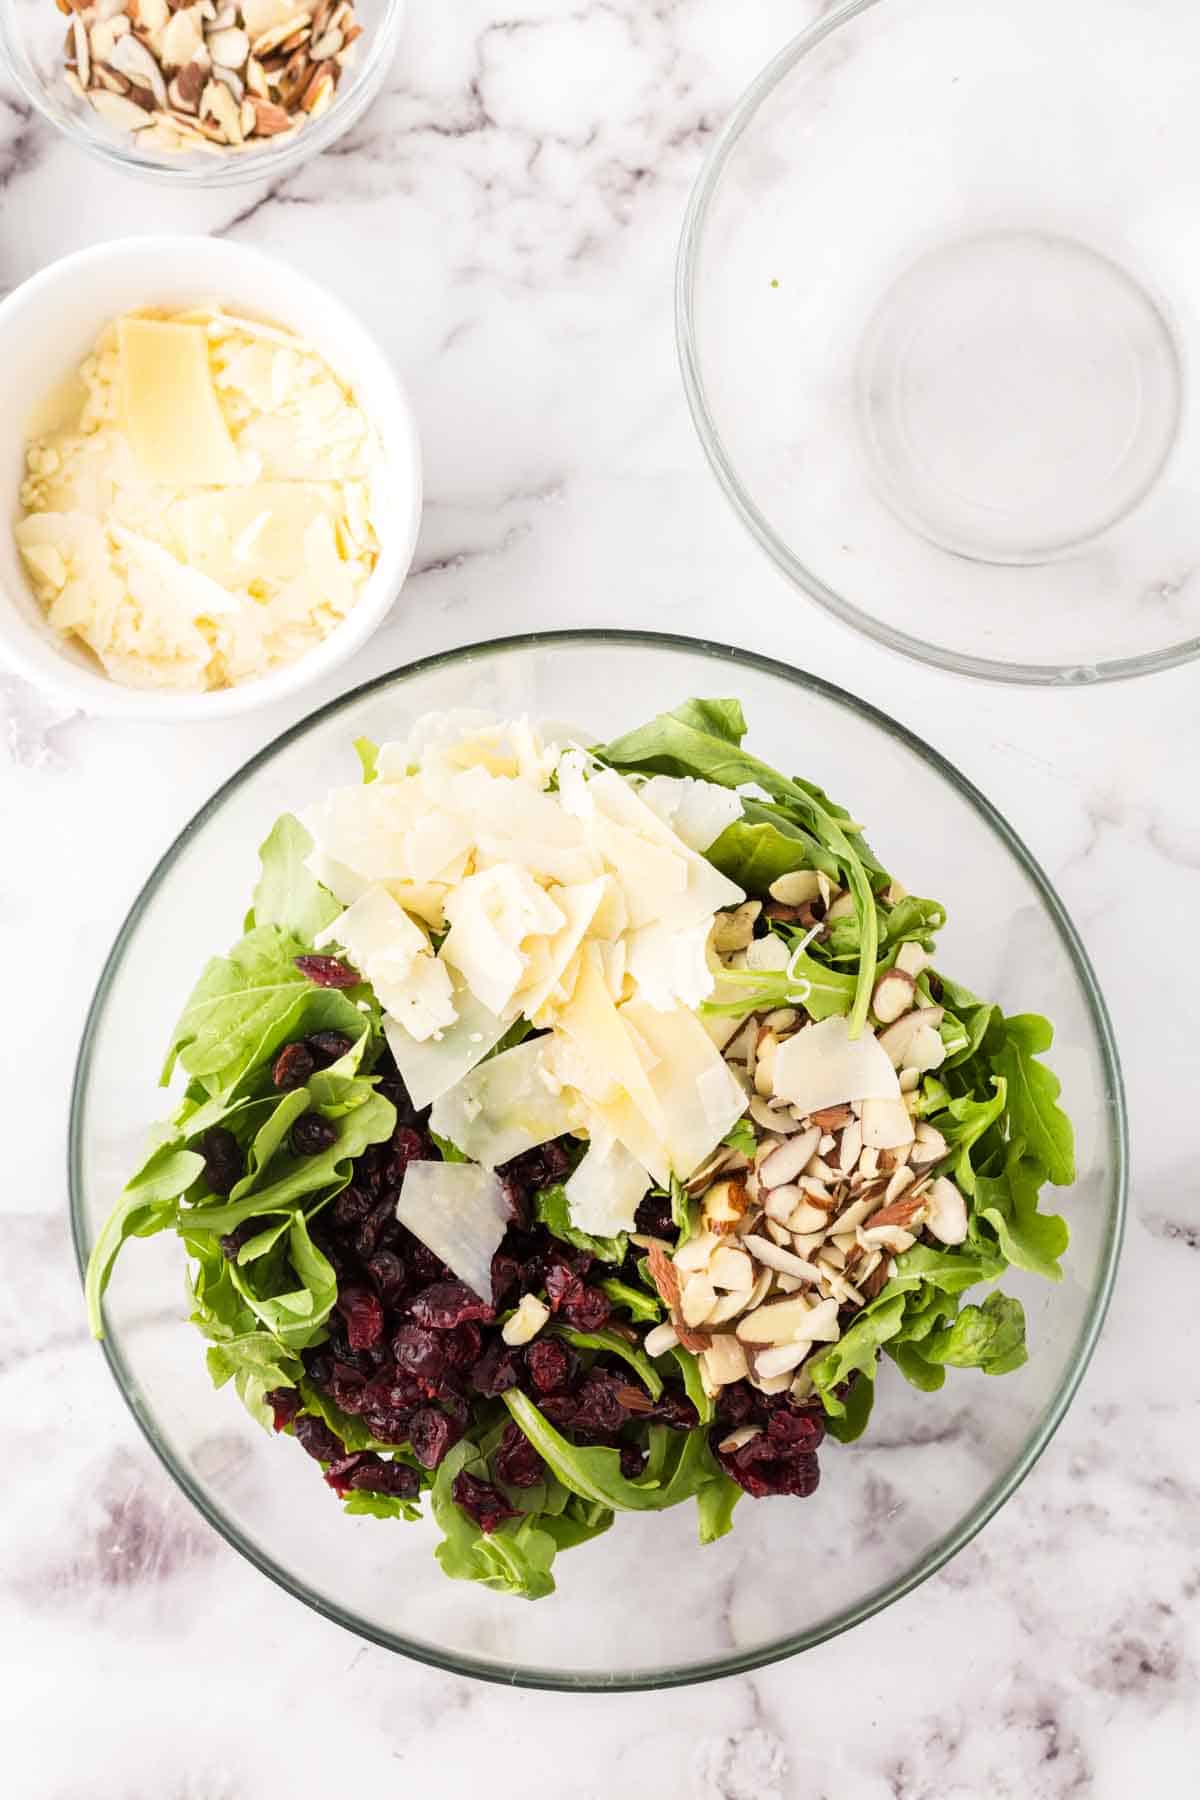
(442, 864, 567, 1016)
(517, 876, 613, 1022)
(619, 998, 747, 1180)
(565, 1119, 651, 1238)
(384, 977, 509, 1110)
(586, 769, 744, 925)
(773, 1016, 901, 1115)
(304, 845, 371, 908)
(315, 884, 427, 969)
(430, 1036, 582, 1169)
(625, 917, 716, 1012)
(393, 1161, 509, 1301)
(555, 946, 667, 1135)
(636, 775, 743, 852)
(372, 953, 457, 1041)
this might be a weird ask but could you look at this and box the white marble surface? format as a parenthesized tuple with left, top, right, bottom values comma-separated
(2, 2, 1198, 1794)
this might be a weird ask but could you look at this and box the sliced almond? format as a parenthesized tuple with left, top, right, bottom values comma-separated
(926, 1176, 968, 1245)
(826, 892, 855, 919)
(759, 1128, 820, 1190)
(903, 1025, 947, 1075)
(878, 1005, 945, 1069)
(643, 1320, 679, 1357)
(673, 1230, 718, 1275)
(700, 1176, 749, 1236)
(790, 1368, 815, 1402)
(300, 60, 336, 116)
(725, 1018, 759, 1066)
(883, 1164, 917, 1206)
(160, 5, 205, 68)
(809, 1104, 855, 1130)
(911, 1121, 949, 1165)
(680, 1274, 717, 1328)
(702, 1334, 749, 1388)
(839, 1118, 863, 1173)
(251, 10, 311, 55)
(717, 1424, 761, 1454)
(801, 1297, 841, 1341)
(872, 969, 916, 1024)
(861, 1095, 916, 1150)
(859, 1223, 916, 1253)
(788, 1199, 829, 1236)
(764, 1216, 793, 1247)
(704, 1290, 751, 1327)
(109, 32, 168, 105)
(743, 1234, 821, 1280)
(87, 88, 153, 128)
(89, 14, 131, 62)
(708, 1244, 755, 1292)
(712, 900, 761, 955)
(736, 1294, 816, 1344)
(754, 1339, 813, 1379)
(748, 1094, 804, 1135)
(768, 869, 821, 906)
(501, 1293, 549, 1346)
(895, 941, 932, 976)
(866, 1187, 925, 1231)
(763, 1182, 801, 1224)
(130, 0, 169, 30)
(208, 24, 250, 67)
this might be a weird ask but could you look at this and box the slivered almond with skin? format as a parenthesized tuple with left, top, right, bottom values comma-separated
(705, 1290, 751, 1327)
(708, 1245, 754, 1292)
(763, 1183, 800, 1224)
(788, 1199, 828, 1236)
(743, 1235, 821, 1280)
(872, 969, 916, 1024)
(700, 1177, 748, 1235)
(736, 1294, 816, 1344)
(878, 1006, 944, 1069)
(895, 941, 931, 976)
(809, 1104, 854, 1130)
(925, 1176, 968, 1245)
(645, 1243, 710, 1353)
(839, 1118, 863, 1172)
(673, 1230, 718, 1274)
(861, 1095, 915, 1150)
(865, 1189, 926, 1232)
(883, 1165, 917, 1205)
(754, 1340, 813, 1379)
(859, 1223, 916, 1253)
(768, 869, 821, 906)
(759, 1128, 820, 1190)
(249, 95, 290, 132)
(748, 1095, 804, 1135)
(911, 1122, 949, 1165)
(717, 1424, 761, 1454)
(643, 1321, 678, 1357)
(703, 1335, 749, 1387)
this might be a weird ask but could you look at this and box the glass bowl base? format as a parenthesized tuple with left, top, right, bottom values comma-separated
(855, 229, 1182, 565)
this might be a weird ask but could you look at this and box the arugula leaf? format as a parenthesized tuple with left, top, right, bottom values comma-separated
(822, 1369, 876, 1443)
(705, 808, 813, 890)
(342, 1489, 422, 1521)
(669, 1174, 696, 1248)
(250, 815, 341, 944)
(666, 1344, 714, 1425)
(85, 1149, 204, 1336)
(429, 1129, 468, 1163)
(722, 1117, 758, 1160)
(975, 1141, 1069, 1282)
(599, 1278, 662, 1324)
(353, 737, 379, 783)
(533, 1184, 628, 1262)
(601, 701, 881, 1035)
(228, 1213, 338, 1350)
(928, 1077, 1007, 1194)
(696, 1472, 742, 1543)
(298, 1381, 415, 1455)
(822, 894, 946, 965)
(551, 1325, 664, 1400)
(808, 1292, 908, 1414)
(893, 1292, 1028, 1387)
(176, 1090, 395, 1235)
(703, 943, 858, 1021)
(431, 1440, 559, 1600)
(992, 1014, 1076, 1186)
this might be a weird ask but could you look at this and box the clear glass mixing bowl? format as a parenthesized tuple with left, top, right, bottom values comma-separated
(70, 633, 1127, 1688)
(678, 0, 1200, 683)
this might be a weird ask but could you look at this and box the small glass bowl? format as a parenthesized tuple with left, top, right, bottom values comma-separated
(678, 0, 1200, 683)
(70, 632, 1127, 1690)
(0, 0, 404, 187)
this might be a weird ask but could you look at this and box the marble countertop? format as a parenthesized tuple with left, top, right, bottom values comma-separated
(3, 2, 1197, 1794)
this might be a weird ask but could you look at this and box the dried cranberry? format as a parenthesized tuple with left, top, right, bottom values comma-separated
(392, 1322, 448, 1392)
(388, 1127, 427, 1185)
(543, 1259, 611, 1330)
(306, 1029, 355, 1066)
(265, 1387, 301, 1432)
(538, 1393, 579, 1430)
(492, 1422, 545, 1489)
(365, 1250, 406, 1300)
(291, 1112, 337, 1156)
(333, 1184, 372, 1229)
(443, 1321, 483, 1371)
(218, 1219, 256, 1262)
(498, 1176, 530, 1230)
(408, 1406, 465, 1469)
(544, 1259, 583, 1314)
(272, 1041, 315, 1090)
(349, 1457, 420, 1499)
(337, 1285, 384, 1351)
(649, 1387, 700, 1432)
(409, 1281, 495, 1330)
(395, 1227, 450, 1284)
(329, 1363, 368, 1415)
(304, 1349, 335, 1390)
(525, 1337, 579, 1395)
(452, 1471, 520, 1535)
(354, 1197, 397, 1260)
(619, 1444, 647, 1480)
(571, 1368, 631, 1433)
(634, 1194, 675, 1239)
(200, 1127, 243, 1196)
(324, 1453, 367, 1495)
(294, 954, 359, 988)
(293, 1414, 344, 1464)
(491, 1252, 521, 1309)
(714, 1380, 759, 1428)
(715, 1406, 825, 1499)
(469, 1340, 523, 1398)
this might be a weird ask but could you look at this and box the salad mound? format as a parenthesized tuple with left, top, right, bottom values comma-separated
(86, 698, 1075, 1600)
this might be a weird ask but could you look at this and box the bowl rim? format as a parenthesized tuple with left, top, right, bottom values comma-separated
(675, 0, 1200, 688)
(0, 233, 422, 721)
(68, 628, 1129, 1690)
(0, 0, 407, 189)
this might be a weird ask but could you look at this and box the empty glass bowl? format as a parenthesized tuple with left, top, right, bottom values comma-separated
(70, 633, 1126, 1688)
(679, 0, 1200, 683)
(0, 0, 404, 186)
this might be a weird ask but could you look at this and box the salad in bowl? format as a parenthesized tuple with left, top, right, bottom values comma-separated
(86, 696, 1075, 1601)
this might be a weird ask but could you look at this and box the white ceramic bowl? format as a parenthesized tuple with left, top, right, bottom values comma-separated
(0, 235, 422, 720)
